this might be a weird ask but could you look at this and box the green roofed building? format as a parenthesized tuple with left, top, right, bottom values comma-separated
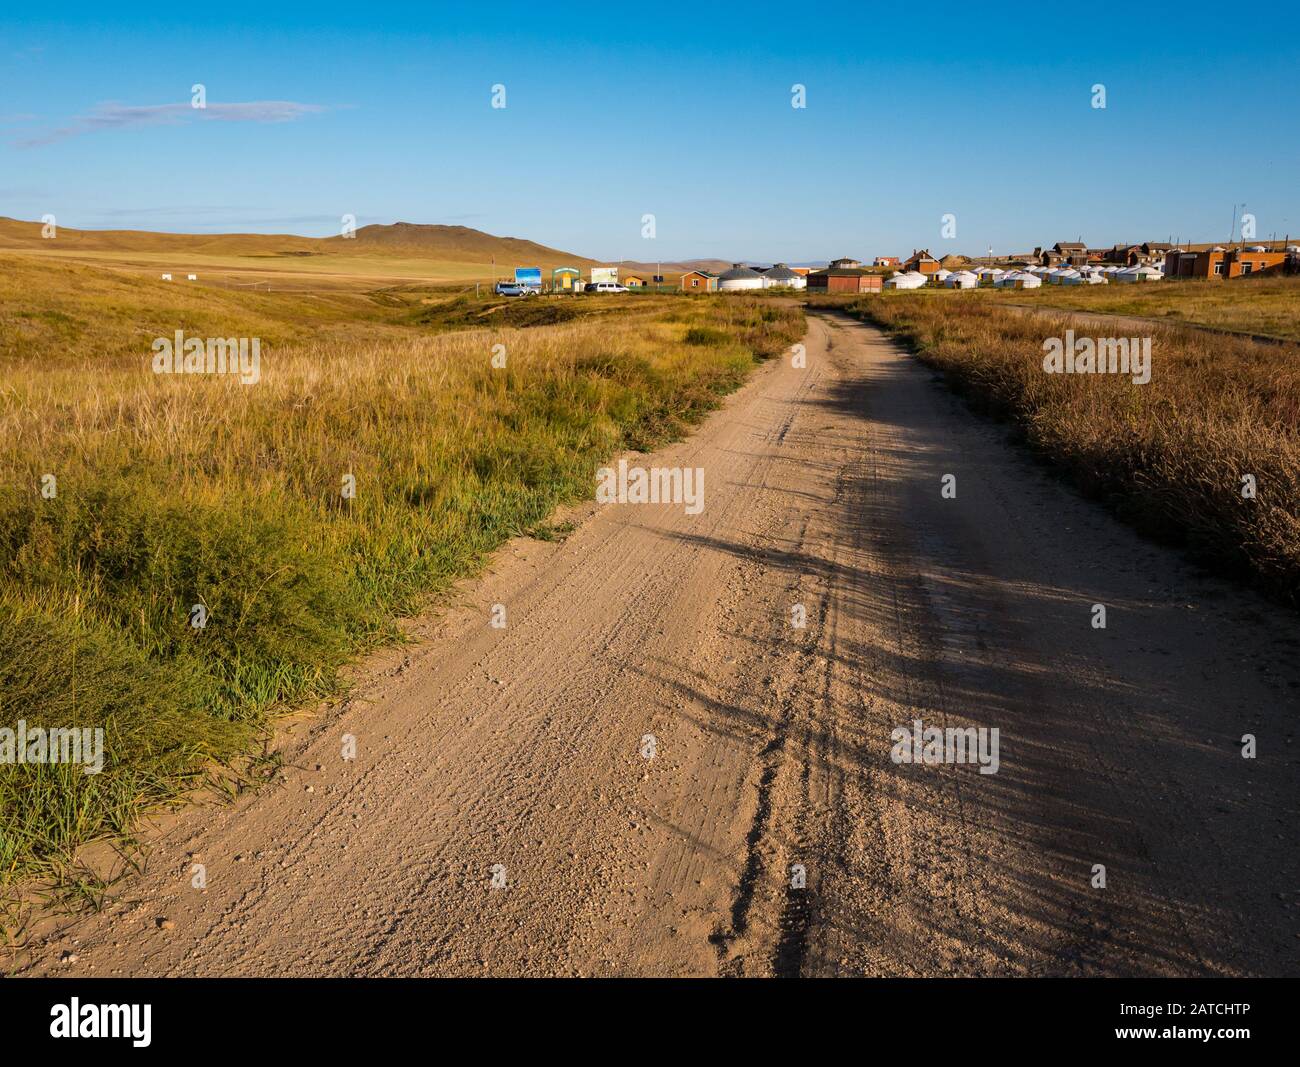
(552, 266, 582, 291)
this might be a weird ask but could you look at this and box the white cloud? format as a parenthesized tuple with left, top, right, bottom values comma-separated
(15, 100, 328, 148)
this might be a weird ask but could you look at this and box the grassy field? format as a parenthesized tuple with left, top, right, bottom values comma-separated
(974, 273, 1300, 343)
(0, 216, 599, 289)
(836, 293, 1300, 602)
(0, 254, 803, 902)
(807, 273, 1300, 343)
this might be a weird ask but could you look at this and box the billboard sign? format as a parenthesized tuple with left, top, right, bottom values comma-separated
(591, 266, 619, 284)
(514, 267, 542, 289)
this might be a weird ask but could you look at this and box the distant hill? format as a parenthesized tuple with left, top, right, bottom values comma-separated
(0, 217, 594, 270)
(323, 222, 595, 268)
(0, 216, 321, 256)
(613, 258, 737, 277)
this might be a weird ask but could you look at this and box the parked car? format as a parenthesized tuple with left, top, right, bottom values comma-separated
(494, 282, 537, 297)
(584, 281, 629, 293)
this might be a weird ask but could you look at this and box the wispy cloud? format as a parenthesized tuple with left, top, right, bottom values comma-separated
(15, 100, 328, 148)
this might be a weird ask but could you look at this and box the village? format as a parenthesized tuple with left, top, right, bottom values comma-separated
(497, 238, 1300, 295)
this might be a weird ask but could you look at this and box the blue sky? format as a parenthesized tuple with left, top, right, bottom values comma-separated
(2, 3, 1297, 261)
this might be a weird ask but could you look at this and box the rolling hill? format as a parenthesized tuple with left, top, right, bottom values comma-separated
(0, 217, 593, 268)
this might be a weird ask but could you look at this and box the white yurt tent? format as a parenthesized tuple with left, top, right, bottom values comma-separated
(881, 271, 921, 289)
(1116, 265, 1163, 283)
(761, 264, 807, 290)
(932, 268, 953, 285)
(718, 264, 766, 292)
(945, 270, 978, 289)
(998, 271, 1042, 289)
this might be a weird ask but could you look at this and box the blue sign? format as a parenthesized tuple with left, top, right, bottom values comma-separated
(514, 267, 542, 288)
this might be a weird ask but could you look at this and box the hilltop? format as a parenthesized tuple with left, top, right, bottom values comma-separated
(0, 217, 590, 265)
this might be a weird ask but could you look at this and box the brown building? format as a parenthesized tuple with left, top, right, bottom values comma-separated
(903, 249, 941, 274)
(1036, 241, 1089, 266)
(1099, 242, 1174, 266)
(680, 269, 718, 292)
(806, 267, 883, 293)
(874, 256, 899, 267)
(1134, 242, 1173, 266)
(1164, 247, 1296, 279)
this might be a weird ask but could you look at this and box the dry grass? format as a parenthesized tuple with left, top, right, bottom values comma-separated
(840, 294, 1300, 601)
(806, 273, 1300, 343)
(975, 273, 1300, 343)
(0, 254, 803, 895)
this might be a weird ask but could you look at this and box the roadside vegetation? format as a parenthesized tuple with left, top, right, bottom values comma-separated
(973, 273, 1300, 343)
(0, 253, 803, 900)
(807, 273, 1300, 343)
(837, 293, 1300, 603)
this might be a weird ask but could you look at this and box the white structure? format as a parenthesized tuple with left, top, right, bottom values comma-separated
(884, 271, 927, 289)
(996, 271, 1042, 289)
(1061, 269, 1107, 286)
(161, 273, 172, 281)
(718, 264, 765, 292)
(1115, 265, 1163, 283)
(761, 264, 806, 290)
(945, 270, 978, 289)
(187, 274, 198, 281)
(932, 268, 953, 285)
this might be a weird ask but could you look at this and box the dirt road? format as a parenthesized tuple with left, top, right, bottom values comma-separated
(19, 311, 1299, 977)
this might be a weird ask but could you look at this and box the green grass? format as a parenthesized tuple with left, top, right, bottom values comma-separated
(0, 257, 804, 900)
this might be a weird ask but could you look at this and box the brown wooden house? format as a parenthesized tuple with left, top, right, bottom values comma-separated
(903, 249, 941, 274)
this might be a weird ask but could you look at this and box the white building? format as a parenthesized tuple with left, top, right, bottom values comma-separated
(884, 271, 927, 289)
(761, 264, 807, 290)
(1115, 265, 1163, 283)
(996, 271, 1042, 289)
(718, 264, 766, 292)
